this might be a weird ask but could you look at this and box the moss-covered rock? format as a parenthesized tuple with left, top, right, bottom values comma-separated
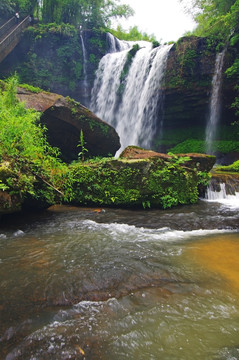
(70, 147, 214, 209)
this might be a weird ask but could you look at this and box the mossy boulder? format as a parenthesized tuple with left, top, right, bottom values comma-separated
(16, 87, 120, 162)
(71, 147, 213, 209)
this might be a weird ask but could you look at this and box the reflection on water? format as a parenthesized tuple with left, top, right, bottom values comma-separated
(187, 235, 239, 294)
(0, 200, 239, 359)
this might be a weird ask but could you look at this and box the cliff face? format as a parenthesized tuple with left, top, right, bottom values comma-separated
(156, 36, 237, 152)
(0, 26, 107, 107)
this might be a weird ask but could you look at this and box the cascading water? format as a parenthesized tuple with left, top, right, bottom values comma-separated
(106, 32, 130, 53)
(80, 33, 89, 105)
(91, 35, 172, 155)
(205, 49, 226, 154)
(205, 181, 239, 208)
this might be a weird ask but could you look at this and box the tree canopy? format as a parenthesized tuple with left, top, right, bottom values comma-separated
(0, 0, 15, 18)
(2, 0, 134, 29)
(41, 0, 134, 28)
(180, 0, 239, 43)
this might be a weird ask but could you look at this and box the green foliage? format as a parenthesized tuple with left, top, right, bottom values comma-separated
(217, 160, 239, 172)
(15, 24, 86, 95)
(0, 0, 15, 18)
(41, 0, 134, 29)
(89, 53, 96, 63)
(89, 36, 104, 49)
(77, 130, 88, 161)
(181, 0, 238, 45)
(13, 0, 39, 16)
(0, 76, 73, 203)
(169, 139, 239, 154)
(176, 42, 198, 79)
(19, 83, 44, 93)
(29, 22, 78, 37)
(226, 59, 239, 118)
(109, 25, 158, 42)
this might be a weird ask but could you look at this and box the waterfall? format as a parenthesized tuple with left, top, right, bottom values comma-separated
(205, 49, 226, 154)
(80, 34, 89, 105)
(91, 36, 172, 155)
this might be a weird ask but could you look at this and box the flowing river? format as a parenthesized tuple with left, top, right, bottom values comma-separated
(1, 197, 239, 359)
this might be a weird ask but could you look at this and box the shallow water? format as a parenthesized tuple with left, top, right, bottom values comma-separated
(0, 200, 239, 359)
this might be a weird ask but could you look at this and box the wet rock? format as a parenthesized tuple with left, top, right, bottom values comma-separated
(16, 88, 120, 162)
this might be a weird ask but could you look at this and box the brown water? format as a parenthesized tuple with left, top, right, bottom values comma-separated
(0, 200, 239, 359)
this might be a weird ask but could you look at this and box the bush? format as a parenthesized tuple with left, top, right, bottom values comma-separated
(0, 76, 73, 203)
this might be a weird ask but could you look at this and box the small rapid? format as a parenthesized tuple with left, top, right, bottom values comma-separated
(205, 182, 239, 209)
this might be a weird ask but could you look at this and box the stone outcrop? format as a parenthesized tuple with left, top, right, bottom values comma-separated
(17, 87, 120, 162)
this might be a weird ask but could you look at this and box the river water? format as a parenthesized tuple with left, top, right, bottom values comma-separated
(0, 198, 239, 359)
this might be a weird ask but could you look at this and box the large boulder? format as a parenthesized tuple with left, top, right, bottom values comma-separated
(17, 88, 120, 161)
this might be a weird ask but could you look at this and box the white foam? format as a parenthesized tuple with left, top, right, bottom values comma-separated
(81, 220, 234, 243)
(13, 230, 24, 237)
(205, 183, 239, 209)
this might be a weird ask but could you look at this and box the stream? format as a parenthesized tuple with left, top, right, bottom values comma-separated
(0, 198, 239, 359)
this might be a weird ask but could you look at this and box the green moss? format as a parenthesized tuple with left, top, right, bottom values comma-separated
(216, 160, 239, 173)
